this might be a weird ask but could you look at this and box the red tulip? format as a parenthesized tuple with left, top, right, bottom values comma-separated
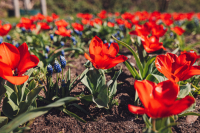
(46, 16, 53, 22)
(107, 22, 115, 27)
(124, 20, 132, 29)
(16, 17, 36, 30)
(141, 36, 166, 53)
(55, 27, 71, 37)
(152, 24, 167, 37)
(0, 42, 39, 85)
(128, 80, 195, 118)
(55, 20, 69, 28)
(84, 36, 128, 69)
(0, 24, 12, 36)
(52, 13, 59, 20)
(171, 26, 185, 35)
(71, 23, 84, 31)
(37, 22, 51, 30)
(155, 51, 200, 82)
(129, 24, 151, 36)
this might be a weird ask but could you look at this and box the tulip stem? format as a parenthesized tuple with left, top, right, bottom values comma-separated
(56, 73, 58, 96)
(152, 118, 156, 132)
(14, 85, 19, 101)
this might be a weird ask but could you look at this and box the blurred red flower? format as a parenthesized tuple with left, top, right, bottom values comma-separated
(171, 26, 185, 35)
(55, 20, 69, 28)
(0, 24, 12, 36)
(72, 23, 84, 31)
(55, 27, 71, 37)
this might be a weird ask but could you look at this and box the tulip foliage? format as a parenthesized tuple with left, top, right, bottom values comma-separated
(0, 10, 200, 132)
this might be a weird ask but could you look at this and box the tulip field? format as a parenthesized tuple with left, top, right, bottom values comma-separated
(0, 10, 200, 132)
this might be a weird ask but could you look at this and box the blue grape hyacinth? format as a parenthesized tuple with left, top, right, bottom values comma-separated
(50, 34, 54, 41)
(60, 41, 65, 47)
(0, 37, 3, 44)
(60, 55, 67, 68)
(45, 46, 50, 53)
(47, 64, 53, 75)
(6, 35, 11, 40)
(54, 60, 62, 73)
(61, 49, 65, 56)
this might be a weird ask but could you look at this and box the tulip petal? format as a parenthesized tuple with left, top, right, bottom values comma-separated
(0, 42, 20, 69)
(153, 80, 179, 106)
(128, 104, 146, 115)
(181, 66, 200, 81)
(106, 42, 119, 57)
(105, 55, 128, 69)
(4, 75, 29, 85)
(169, 96, 195, 115)
(134, 80, 156, 108)
(89, 36, 103, 56)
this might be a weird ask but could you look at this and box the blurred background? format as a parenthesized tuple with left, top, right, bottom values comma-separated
(0, 0, 200, 18)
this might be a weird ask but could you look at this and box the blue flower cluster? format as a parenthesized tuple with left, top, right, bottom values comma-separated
(45, 46, 50, 53)
(71, 36, 77, 45)
(0, 37, 3, 44)
(50, 34, 54, 41)
(47, 64, 53, 75)
(60, 55, 66, 68)
(54, 60, 62, 73)
(74, 29, 82, 36)
(6, 35, 11, 40)
(60, 41, 65, 47)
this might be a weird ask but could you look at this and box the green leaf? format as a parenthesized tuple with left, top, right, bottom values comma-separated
(178, 83, 191, 98)
(124, 61, 141, 79)
(0, 117, 8, 128)
(28, 80, 37, 91)
(178, 112, 200, 117)
(108, 68, 122, 98)
(80, 95, 93, 106)
(2, 97, 18, 119)
(171, 48, 179, 54)
(142, 57, 156, 79)
(112, 35, 143, 76)
(146, 74, 165, 83)
(20, 68, 34, 102)
(93, 86, 109, 108)
(62, 108, 86, 123)
(0, 97, 78, 133)
(69, 103, 94, 120)
(17, 86, 43, 115)
(142, 114, 151, 128)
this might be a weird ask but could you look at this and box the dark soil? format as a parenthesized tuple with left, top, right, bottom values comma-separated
(30, 47, 200, 133)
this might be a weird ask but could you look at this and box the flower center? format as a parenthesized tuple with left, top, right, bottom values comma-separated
(12, 68, 18, 76)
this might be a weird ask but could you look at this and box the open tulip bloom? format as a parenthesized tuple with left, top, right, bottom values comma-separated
(155, 51, 200, 82)
(128, 80, 195, 118)
(84, 36, 128, 69)
(0, 42, 39, 85)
